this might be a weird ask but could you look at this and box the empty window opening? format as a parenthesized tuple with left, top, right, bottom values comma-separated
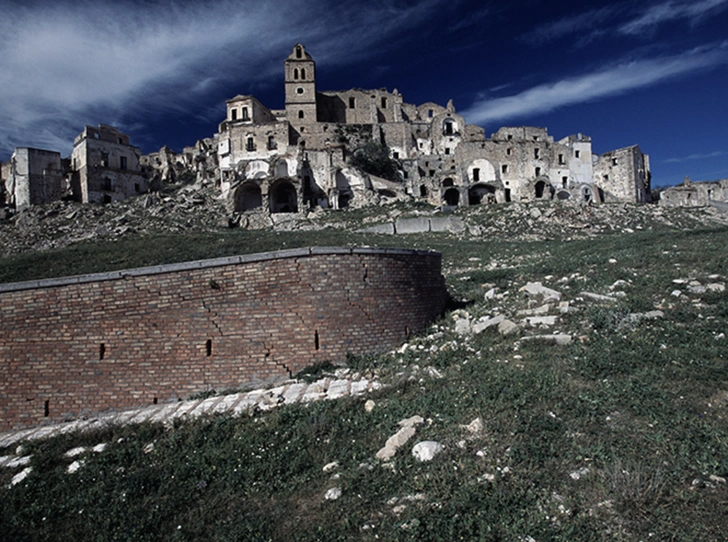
(443, 119, 454, 135)
(99, 343, 105, 360)
(231, 108, 238, 120)
(535, 167, 541, 176)
(135, 183, 140, 193)
(44, 400, 49, 417)
(235, 182, 263, 211)
(534, 148, 540, 159)
(349, 97, 356, 108)
(120, 156, 127, 170)
(153, 397, 158, 405)
(506, 148, 512, 156)
(505, 188, 511, 202)
(444, 187, 460, 206)
(535, 180, 547, 198)
(420, 185, 428, 197)
(562, 176, 568, 187)
(558, 153, 565, 165)
(206, 339, 212, 356)
(296, 46, 302, 58)
(429, 170, 435, 177)
(242, 107, 249, 120)
(501, 164, 508, 174)
(507, 134, 513, 140)
(301, 68, 306, 79)
(603, 174, 609, 181)
(101, 152, 109, 167)
(392, 151, 399, 159)
(314, 330, 320, 351)
(405, 326, 410, 337)
(296, 87, 304, 95)
(428, 109, 434, 118)
(381, 97, 387, 109)
(612, 158, 618, 166)
(103, 177, 112, 191)
(442, 178, 454, 187)
(268, 135, 276, 150)
(533, 135, 539, 141)
(575, 150, 581, 158)
(473, 168, 480, 181)
(298, 110, 304, 119)
(246, 137, 255, 151)
(294, 68, 299, 79)
(445, 148, 450, 155)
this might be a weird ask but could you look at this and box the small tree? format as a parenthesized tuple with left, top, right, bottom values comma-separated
(349, 141, 400, 181)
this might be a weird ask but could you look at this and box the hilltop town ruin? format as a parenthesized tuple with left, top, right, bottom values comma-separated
(1, 44, 660, 216)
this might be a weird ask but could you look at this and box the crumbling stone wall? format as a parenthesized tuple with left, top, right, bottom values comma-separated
(0, 247, 448, 431)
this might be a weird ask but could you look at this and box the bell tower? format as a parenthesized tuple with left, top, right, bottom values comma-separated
(285, 44, 317, 124)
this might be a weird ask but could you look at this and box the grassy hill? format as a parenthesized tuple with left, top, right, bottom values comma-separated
(1, 201, 728, 541)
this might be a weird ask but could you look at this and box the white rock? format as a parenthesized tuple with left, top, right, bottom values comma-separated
(484, 288, 498, 300)
(707, 283, 726, 292)
(715, 333, 725, 341)
(67, 460, 84, 473)
(5, 456, 31, 468)
(472, 314, 506, 334)
(462, 417, 484, 434)
(498, 320, 519, 336)
(570, 467, 589, 480)
(671, 290, 682, 297)
(65, 446, 87, 458)
(412, 441, 443, 462)
(519, 282, 562, 302)
(524, 315, 558, 327)
(581, 292, 618, 303)
(364, 399, 376, 412)
(323, 461, 339, 473)
(10, 467, 32, 486)
(325, 487, 342, 500)
(454, 318, 472, 336)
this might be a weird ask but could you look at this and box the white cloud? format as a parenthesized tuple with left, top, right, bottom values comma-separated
(664, 150, 727, 163)
(460, 43, 728, 126)
(619, 0, 728, 35)
(0, 0, 444, 157)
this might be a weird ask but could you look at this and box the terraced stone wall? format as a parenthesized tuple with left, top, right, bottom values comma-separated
(0, 247, 448, 431)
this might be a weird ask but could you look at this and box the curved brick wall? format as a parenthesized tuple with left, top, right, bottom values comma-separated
(0, 247, 448, 431)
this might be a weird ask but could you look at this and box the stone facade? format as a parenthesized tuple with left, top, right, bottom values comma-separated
(0, 247, 448, 431)
(3, 148, 64, 209)
(70, 124, 147, 204)
(214, 43, 652, 213)
(660, 177, 728, 208)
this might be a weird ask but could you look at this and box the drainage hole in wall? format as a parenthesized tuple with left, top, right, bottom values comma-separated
(206, 339, 212, 356)
(314, 330, 320, 351)
(99, 343, 106, 360)
(153, 397, 158, 405)
(44, 400, 50, 417)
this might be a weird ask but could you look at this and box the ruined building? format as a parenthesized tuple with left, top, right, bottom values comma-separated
(2, 148, 64, 209)
(215, 44, 652, 215)
(70, 124, 147, 204)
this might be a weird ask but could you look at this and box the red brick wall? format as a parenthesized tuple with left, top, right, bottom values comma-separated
(0, 247, 447, 431)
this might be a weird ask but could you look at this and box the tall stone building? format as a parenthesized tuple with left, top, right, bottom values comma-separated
(216, 43, 651, 214)
(3, 147, 64, 209)
(70, 124, 147, 204)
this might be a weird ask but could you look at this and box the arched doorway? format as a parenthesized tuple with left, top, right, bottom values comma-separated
(468, 184, 496, 205)
(234, 182, 262, 211)
(556, 190, 571, 201)
(535, 180, 548, 199)
(443, 188, 460, 206)
(442, 178, 454, 187)
(269, 180, 298, 213)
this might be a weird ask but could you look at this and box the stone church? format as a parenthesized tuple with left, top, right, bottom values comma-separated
(216, 43, 652, 214)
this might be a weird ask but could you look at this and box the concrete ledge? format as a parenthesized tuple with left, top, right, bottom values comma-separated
(0, 246, 441, 293)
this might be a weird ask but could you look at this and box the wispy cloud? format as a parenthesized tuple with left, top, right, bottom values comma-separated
(0, 0, 444, 157)
(460, 43, 728, 125)
(619, 0, 728, 34)
(525, 0, 728, 45)
(664, 150, 727, 163)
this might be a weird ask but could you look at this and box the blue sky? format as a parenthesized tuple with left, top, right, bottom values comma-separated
(1, 0, 726, 187)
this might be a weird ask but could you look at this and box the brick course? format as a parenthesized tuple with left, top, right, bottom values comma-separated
(0, 247, 448, 431)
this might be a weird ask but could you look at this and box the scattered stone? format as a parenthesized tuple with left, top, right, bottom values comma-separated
(524, 315, 558, 327)
(472, 314, 506, 334)
(325, 487, 342, 500)
(581, 292, 619, 303)
(521, 334, 573, 345)
(709, 474, 726, 484)
(716, 333, 725, 341)
(519, 282, 562, 302)
(461, 417, 484, 435)
(517, 304, 551, 317)
(323, 461, 339, 473)
(671, 290, 683, 297)
(411, 441, 443, 462)
(65, 446, 86, 458)
(364, 399, 376, 412)
(454, 318, 472, 336)
(10, 467, 32, 486)
(376, 416, 425, 460)
(570, 467, 589, 480)
(67, 460, 84, 473)
(707, 283, 726, 292)
(4, 456, 31, 468)
(498, 319, 519, 336)
(484, 288, 498, 300)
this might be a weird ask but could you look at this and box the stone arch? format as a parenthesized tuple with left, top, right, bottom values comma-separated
(580, 184, 594, 202)
(534, 180, 553, 199)
(234, 182, 262, 211)
(468, 184, 496, 205)
(443, 187, 460, 206)
(245, 160, 269, 179)
(269, 179, 298, 213)
(442, 178, 454, 187)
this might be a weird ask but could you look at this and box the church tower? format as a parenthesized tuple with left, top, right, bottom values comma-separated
(285, 44, 317, 124)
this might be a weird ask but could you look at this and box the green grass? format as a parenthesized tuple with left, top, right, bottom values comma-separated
(1, 211, 728, 540)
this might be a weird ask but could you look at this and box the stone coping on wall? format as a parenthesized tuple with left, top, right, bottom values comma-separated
(0, 246, 440, 293)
